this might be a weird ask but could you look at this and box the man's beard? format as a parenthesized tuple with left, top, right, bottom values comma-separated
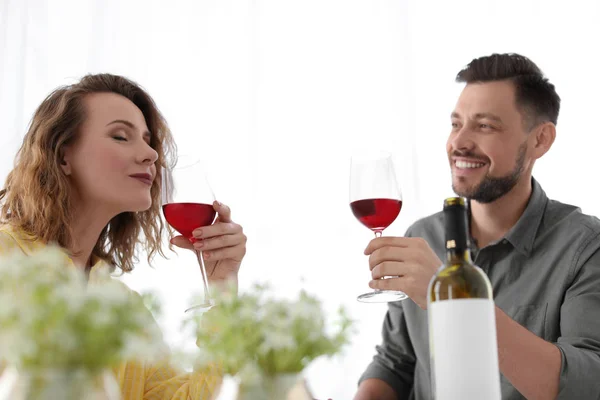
(452, 141, 527, 204)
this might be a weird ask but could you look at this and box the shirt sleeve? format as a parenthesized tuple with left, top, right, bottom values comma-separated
(358, 227, 418, 398)
(0, 231, 26, 377)
(114, 360, 221, 400)
(144, 364, 221, 400)
(119, 291, 223, 400)
(358, 301, 417, 398)
(555, 237, 600, 399)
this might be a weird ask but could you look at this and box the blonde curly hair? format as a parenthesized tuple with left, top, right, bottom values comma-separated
(0, 73, 176, 272)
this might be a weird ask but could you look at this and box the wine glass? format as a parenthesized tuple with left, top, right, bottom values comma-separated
(161, 156, 217, 312)
(350, 151, 408, 303)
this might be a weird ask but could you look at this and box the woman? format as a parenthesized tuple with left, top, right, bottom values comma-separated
(0, 73, 247, 399)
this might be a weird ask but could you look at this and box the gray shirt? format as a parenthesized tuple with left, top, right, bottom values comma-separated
(359, 178, 600, 399)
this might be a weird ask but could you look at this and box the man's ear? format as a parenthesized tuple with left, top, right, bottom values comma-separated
(531, 122, 556, 160)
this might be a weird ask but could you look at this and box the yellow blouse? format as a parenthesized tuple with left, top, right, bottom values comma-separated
(0, 225, 220, 400)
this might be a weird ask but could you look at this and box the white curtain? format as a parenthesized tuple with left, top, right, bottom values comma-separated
(1, 0, 599, 398)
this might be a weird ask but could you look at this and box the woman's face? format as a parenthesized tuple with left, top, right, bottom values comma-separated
(61, 92, 159, 215)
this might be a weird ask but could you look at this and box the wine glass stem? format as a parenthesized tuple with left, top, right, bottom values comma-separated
(374, 230, 383, 290)
(194, 249, 212, 305)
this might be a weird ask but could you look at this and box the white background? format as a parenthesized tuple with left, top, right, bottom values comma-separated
(2, 1, 599, 398)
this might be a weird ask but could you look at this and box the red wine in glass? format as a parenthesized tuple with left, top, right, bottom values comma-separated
(350, 198, 403, 235)
(162, 203, 216, 240)
(350, 152, 408, 303)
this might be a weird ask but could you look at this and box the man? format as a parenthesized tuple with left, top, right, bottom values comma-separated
(354, 53, 600, 400)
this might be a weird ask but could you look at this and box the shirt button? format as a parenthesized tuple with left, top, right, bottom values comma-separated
(501, 239, 508, 245)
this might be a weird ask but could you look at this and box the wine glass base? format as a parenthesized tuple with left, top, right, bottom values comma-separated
(357, 290, 408, 303)
(184, 301, 214, 313)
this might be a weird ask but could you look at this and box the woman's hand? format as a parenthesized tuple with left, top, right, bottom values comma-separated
(171, 201, 246, 286)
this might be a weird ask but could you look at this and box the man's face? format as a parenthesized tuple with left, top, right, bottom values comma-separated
(447, 81, 532, 203)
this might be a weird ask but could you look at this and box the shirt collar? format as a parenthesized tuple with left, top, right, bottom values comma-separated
(64, 253, 110, 283)
(1, 225, 112, 282)
(502, 177, 547, 256)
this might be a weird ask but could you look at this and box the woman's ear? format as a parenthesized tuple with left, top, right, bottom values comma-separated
(60, 148, 72, 175)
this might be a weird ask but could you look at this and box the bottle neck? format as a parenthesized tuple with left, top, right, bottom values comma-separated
(446, 247, 473, 265)
(443, 200, 472, 266)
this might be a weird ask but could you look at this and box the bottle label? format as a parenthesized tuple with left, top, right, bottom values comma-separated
(429, 299, 501, 400)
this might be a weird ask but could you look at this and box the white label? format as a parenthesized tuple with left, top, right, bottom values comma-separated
(429, 299, 501, 400)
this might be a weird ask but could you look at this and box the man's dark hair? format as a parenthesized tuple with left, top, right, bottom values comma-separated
(456, 53, 561, 130)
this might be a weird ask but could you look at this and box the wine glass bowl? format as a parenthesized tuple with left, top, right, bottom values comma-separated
(350, 151, 408, 303)
(350, 198, 403, 236)
(161, 156, 216, 312)
(162, 203, 216, 241)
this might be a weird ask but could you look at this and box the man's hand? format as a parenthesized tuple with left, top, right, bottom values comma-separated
(365, 237, 442, 309)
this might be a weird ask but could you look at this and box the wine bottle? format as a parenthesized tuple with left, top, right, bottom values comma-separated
(427, 197, 501, 400)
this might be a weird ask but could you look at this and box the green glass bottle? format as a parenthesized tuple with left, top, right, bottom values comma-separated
(427, 197, 501, 400)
